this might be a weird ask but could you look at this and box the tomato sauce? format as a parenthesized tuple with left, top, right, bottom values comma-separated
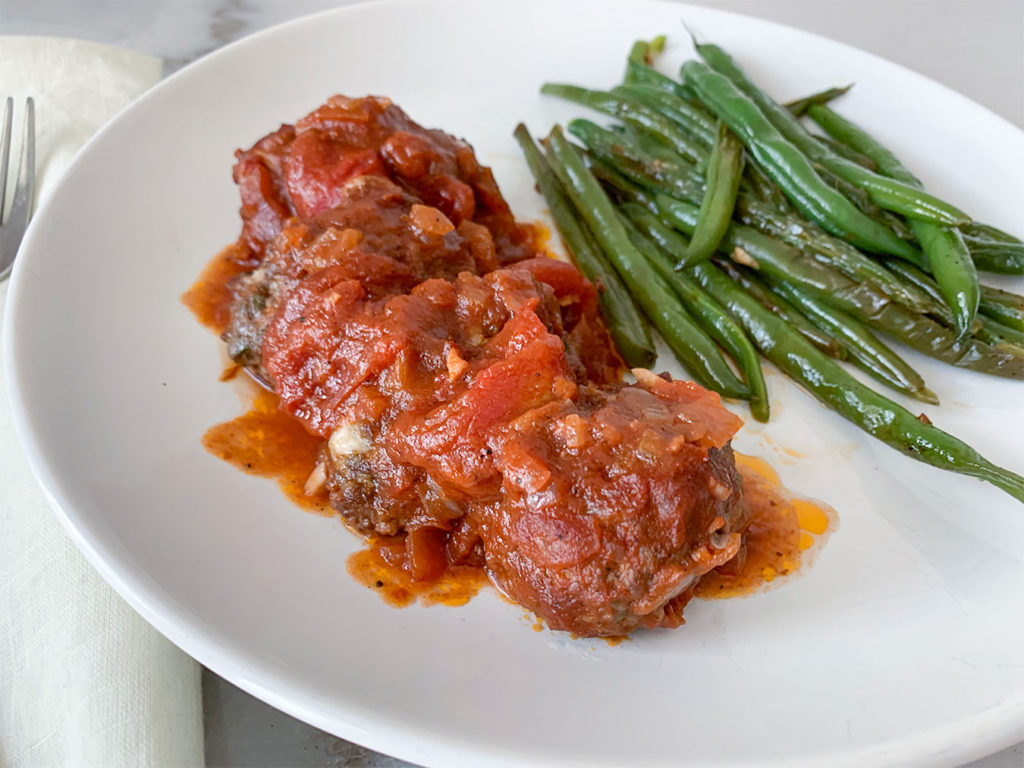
(201, 385, 331, 515)
(694, 453, 834, 598)
(181, 243, 252, 334)
(346, 538, 488, 608)
(186, 93, 836, 638)
(193, 353, 834, 615)
(185, 239, 835, 623)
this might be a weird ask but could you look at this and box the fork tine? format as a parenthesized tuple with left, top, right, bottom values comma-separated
(0, 97, 12, 222)
(0, 98, 35, 281)
(9, 98, 35, 223)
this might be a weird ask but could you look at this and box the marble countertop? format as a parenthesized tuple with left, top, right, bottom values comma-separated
(4, 0, 1022, 128)
(3, 1, 1023, 766)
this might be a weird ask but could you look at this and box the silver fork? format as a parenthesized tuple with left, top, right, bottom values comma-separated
(0, 97, 35, 282)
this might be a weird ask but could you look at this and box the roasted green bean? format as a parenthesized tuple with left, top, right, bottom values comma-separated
(807, 103, 978, 335)
(769, 277, 938, 403)
(612, 84, 717, 146)
(544, 126, 750, 397)
(685, 122, 745, 263)
(695, 41, 970, 226)
(619, 214, 771, 421)
(541, 84, 706, 164)
(649, 192, 1024, 379)
(513, 123, 656, 368)
(784, 84, 852, 117)
(574, 119, 931, 311)
(979, 284, 1024, 333)
(680, 60, 924, 261)
(962, 223, 1024, 274)
(691, 262, 1024, 502)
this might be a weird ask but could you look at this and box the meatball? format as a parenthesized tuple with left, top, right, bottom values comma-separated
(222, 175, 501, 384)
(261, 261, 616, 536)
(224, 94, 754, 637)
(472, 371, 748, 636)
(231, 95, 535, 263)
(259, 250, 745, 635)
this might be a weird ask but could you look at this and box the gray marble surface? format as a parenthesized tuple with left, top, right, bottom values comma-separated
(3, 1, 1024, 766)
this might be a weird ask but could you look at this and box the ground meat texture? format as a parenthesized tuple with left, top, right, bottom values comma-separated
(225, 95, 754, 637)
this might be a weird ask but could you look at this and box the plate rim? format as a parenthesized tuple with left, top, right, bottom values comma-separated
(6, 1, 1024, 766)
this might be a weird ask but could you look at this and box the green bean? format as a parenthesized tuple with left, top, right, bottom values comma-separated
(970, 248, 1024, 275)
(543, 126, 750, 398)
(594, 143, 929, 319)
(784, 84, 852, 117)
(690, 261, 1024, 503)
(965, 239, 1024, 259)
(624, 43, 848, 144)
(602, 166, 872, 348)
(623, 44, 691, 99)
(974, 318, 1005, 347)
(733, 196, 932, 312)
(807, 104, 978, 335)
(593, 156, 1023, 377)
(769, 277, 938, 403)
(617, 121, 767, 214)
(577, 120, 930, 311)
(814, 162, 916, 243)
(619, 214, 771, 421)
(583, 148, 662, 204)
(802, 103, 919, 185)
(645, 35, 666, 56)
(817, 134, 878, 171)
(917, 225, 977, 335)
(965, 222, 1024, 247)
(653, 192, 896, 311)
(541, 84, 707, 164)
(614, 192, 835, 358)
(650, 193, 1024, 379)
(513, 123, 656, 368)
(695, 42, 970, 226)
(744, 160, 792, 211)
(856, 302, 1024, 378)
(962, 225, 1024, 274)
(979, 285, 1024, 332)
(882, 260, 959, 328)
(568, 118, 704, 202)
(685, 122, 745, 263)
(626, 38, 667, 74)
(613, 122, 692, 165)
(713, 258, 845, 358)
(627, 38, 650, 68)
(978, 316, 1024, 349)
(612, 84, 717, 146)
(679, 61, 923, 261)
(624, 61, 690, 99)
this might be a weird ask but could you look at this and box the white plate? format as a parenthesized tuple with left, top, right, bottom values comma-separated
(7, 1, 1024, 766)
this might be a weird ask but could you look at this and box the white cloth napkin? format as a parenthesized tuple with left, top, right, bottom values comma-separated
(0, 37, 204, 768)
